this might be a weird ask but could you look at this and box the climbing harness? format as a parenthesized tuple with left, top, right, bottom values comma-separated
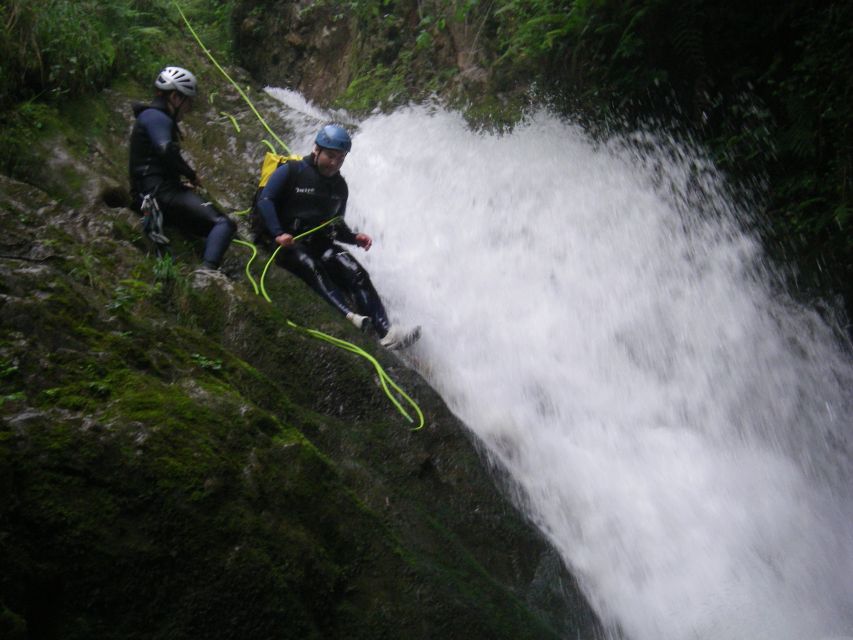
(174, 2, 424, 430)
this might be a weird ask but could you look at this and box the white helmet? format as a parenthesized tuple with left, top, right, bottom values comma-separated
(154, 66, 198, 97)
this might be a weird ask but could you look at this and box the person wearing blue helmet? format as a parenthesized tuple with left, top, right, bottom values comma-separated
(129, 66, 236, 274)
(255, 124, 419, 349)
(314, 123, 353, 152)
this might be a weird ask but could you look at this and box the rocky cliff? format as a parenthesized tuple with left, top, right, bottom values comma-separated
(231, 0, 506, 117)
(0, 52, 600, 638)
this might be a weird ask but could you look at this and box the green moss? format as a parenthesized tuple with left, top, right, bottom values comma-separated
(0, 22, 599, 632)
(336, 64, 410, 113)
(0, 102, 60, 180)
(58, 91, 111, 139)
(0, 392, 26, 407)
(0, 603, 27, 640)
(461, 92, 528, 133)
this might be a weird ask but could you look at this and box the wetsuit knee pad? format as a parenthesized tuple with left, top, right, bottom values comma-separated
(324, 249, 369, 287)
(159, 189, 224, 235)
(213, 213, 237, 234)
(278, 246, 321, 281)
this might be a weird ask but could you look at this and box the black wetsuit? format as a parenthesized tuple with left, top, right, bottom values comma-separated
(255, 154, 391, 335)
(128, 96, 235, 267)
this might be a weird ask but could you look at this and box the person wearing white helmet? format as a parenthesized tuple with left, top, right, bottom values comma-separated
(129, 66, 236, 272)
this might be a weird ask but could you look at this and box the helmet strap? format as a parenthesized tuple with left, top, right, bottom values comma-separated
(166, 92, 191, 120)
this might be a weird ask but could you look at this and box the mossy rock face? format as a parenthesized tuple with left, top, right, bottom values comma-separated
(2, 409, 394, 639)
(0, 58, 600, 638)
(229, 0, 522, 120)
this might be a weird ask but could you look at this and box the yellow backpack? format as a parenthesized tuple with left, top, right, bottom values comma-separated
(258, 152, 303, 189)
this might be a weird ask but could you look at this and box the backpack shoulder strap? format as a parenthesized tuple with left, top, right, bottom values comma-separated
(250, 155, 307, 243)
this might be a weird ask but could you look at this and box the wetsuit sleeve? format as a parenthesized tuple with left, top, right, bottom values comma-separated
(330, 181, 358, 244)
(139, 109, 197, 182)
(255, 163, 293, 237)
(332, 218, 358, 244)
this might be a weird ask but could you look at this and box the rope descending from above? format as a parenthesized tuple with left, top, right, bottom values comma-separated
(174, 1, 424, 430)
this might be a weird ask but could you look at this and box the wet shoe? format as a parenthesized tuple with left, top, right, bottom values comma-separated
(346, 312, 370, 331)
(380, 325, 421, 350)
(192, 266, 230, 287)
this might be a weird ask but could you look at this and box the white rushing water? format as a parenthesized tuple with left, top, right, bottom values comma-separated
(267, 90, 853, 640)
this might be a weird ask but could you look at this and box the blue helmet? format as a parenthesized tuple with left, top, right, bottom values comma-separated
(315, 124, 352, 152)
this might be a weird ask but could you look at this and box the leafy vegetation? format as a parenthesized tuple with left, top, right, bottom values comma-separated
(0, 0, 238, 108)
(2, 0, 850, 313)
(0, 0, 239, 190)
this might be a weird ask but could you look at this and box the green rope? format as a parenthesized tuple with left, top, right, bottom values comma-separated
(245, 231, 425, 430)
(287, 320, 424, 427)
(220, 111, 240, 133)
(174, 1, 290, 155)
(251, 219, 425, 430)
(259, 246, 278, 304)
(258, 217, 340, 303)
(231, 239, 259, 295)
(177, 1, 423, 430)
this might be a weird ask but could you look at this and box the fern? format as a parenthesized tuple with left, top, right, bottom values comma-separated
(671, 2, 705, 76)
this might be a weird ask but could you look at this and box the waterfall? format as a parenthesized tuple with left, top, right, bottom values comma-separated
(268, 91, 853, 640)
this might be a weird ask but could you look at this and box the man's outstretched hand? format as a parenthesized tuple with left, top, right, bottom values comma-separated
(355, 233, 373, 251)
